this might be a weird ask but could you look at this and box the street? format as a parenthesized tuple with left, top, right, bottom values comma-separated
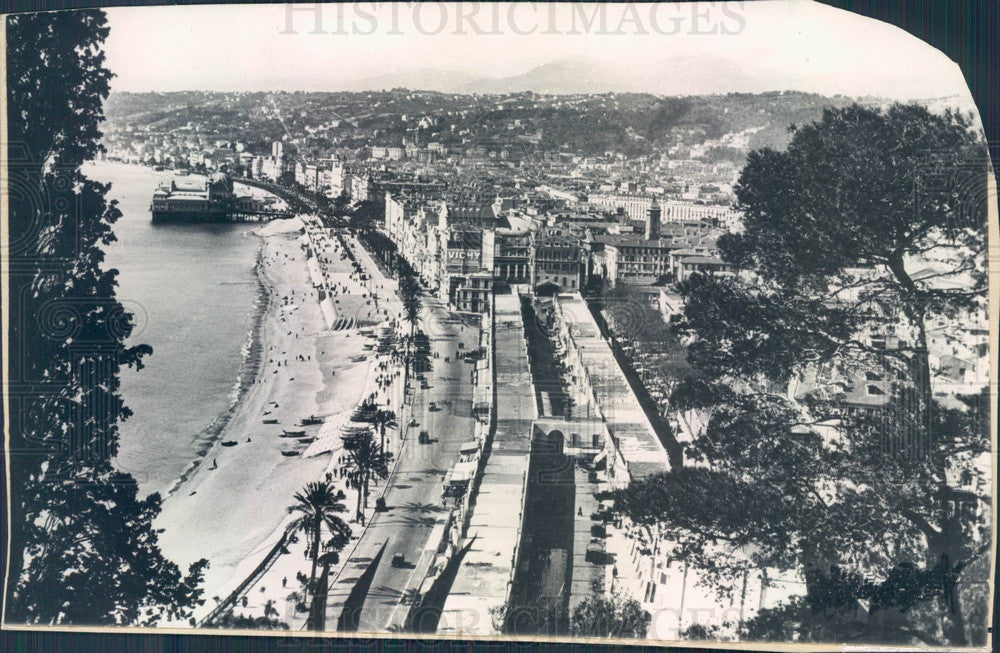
(324, 294, 479, 632)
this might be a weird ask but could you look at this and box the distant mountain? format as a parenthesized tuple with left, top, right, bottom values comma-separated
(457, 56, 635, 94)
(466, 54, 795, 96)
(339, 55, 977, 113)
(343, 54, 804, 96)
(340, 68, 479, 92)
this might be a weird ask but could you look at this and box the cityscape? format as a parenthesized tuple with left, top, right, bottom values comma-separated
(3, 3, 993, 649)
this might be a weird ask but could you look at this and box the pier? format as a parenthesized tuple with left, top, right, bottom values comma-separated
(151, 172, 296, 223)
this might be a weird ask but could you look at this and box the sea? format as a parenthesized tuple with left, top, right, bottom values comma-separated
(85, 160, 261, 497)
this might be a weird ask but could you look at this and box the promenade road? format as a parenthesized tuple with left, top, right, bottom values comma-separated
(324, 294, 478, 632)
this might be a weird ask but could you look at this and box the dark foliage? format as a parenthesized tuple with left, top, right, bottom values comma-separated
(615, 104, 990, 644)
(6, 10, 206, 625)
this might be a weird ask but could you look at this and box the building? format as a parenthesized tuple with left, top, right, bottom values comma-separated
(349, 173, 372, 202)
(550, 293, 670, 486)
(371, 145, 404, 160)
(384, 194, 441, 291)
(595, 198, 726, 286)
(259, 155, 284, 182)
(295, 161, 320, 190)
(596, 233, 678, 285)
(440, 224, 494, 314)
(438, 292, 538, 635)
(532, 227, 587, 293)
(151, 173, 236, 222)
(493, 229, 533, 285)
(589, 193, 740, 228)
(660, 200, 740, 228)
(588, 192, 655, 221)
(374, 177, 447, 200)
(322, 159, 346, 198)
(453, 272, 494, 314)
(440, 200, 503, 232)
(550, 293, 802, 635)
(672, 253, 732, 282)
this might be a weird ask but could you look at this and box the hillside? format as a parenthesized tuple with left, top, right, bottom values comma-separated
(104, 90, 883, 160)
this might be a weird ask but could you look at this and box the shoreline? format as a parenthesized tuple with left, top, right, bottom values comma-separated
(91, 157, 412, 624)
(164, 236, 271, 498)
(88, 158, 275, 497)
(152, 216, 404, 623)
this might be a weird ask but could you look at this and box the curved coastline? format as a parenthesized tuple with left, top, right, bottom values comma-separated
(164, 236, 270, 498)
(90, 159, 270, 496)
(92, 160, 288, 499)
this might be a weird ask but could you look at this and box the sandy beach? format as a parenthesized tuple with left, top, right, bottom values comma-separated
(154, 216, 404, 624)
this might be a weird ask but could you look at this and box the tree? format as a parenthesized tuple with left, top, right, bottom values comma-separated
(348, 198, 380, 231)
(215, 601, 289, 630)
(614, 104, 990, 645)
(399, 274, 423, 337)
(6, 9, 207, 625)
(287, 481, 352, 599)
(352, 403, 397, 451)
(569, 595, 650, 639)
(342, 429, 392, 520)
(399, 273, 423, 338)
(398, 273, 423, 387)
(371, 409, 397, 452)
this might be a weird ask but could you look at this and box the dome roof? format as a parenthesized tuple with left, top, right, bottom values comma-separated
(207, 172, 233, 193)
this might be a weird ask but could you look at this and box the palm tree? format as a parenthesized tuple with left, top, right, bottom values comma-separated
(287, 481, 352, 597)
(402, 291, 421, 338)
(371, 408, 397, 452)
(342, 428, 392, 521)
(351, 401, 378, 423)
(351, 405, 396, 451)
(398, 273, 422, 388)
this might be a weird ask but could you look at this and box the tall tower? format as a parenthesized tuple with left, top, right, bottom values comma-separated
(645, 196, 662, 240)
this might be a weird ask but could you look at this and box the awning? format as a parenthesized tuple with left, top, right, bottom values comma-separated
(592, 450, 608, 468)
(449, 459, 476, 483)
(460, 441, 479, 455)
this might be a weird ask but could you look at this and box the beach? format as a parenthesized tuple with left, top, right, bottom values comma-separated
(153, 216, 405, 623)
(90, 161, 409, 625)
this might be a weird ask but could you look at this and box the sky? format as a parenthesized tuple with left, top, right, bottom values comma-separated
(101, 1, 973, 101)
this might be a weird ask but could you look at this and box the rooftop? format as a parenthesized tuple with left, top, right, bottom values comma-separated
(556, 293, 671, 475)
(439, 292, 537, 636)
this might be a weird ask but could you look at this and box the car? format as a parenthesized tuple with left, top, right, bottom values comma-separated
(391, 553, 405, 567)
(419, 430, 430, 444)
(429, 401, 438, 411)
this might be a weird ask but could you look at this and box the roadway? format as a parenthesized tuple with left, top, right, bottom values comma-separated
(323, 294, 479, 632)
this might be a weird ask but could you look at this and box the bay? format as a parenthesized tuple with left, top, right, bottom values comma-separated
(85, 160, 260, 497)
